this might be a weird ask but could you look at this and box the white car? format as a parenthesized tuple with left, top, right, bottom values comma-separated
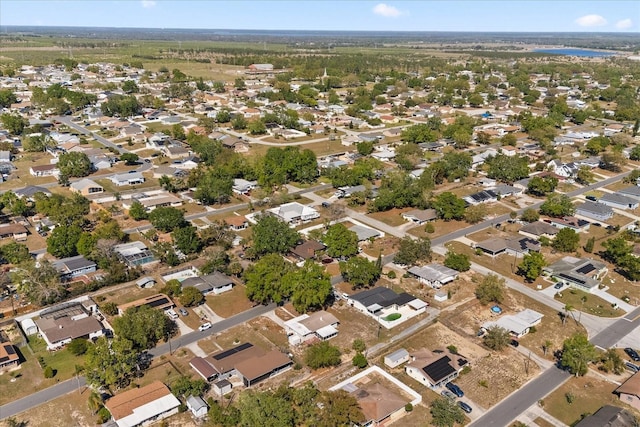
(166, 309, 179, 320)
(198, 322, 212, 332)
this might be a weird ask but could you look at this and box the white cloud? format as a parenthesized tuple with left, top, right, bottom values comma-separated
(373, 3, 402, 18)
(575, 14, 607, 27)
(141, 0, 156, 8)
(615, 18, 633, 29)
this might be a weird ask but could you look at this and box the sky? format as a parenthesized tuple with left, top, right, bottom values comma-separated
(0, 1, 638, 33)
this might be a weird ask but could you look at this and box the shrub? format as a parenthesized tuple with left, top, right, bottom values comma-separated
(384, 313, 401, 321)
(43, 366, 55, 378)
(387, 270, 396, 279)
(478, 379, 488, 388)
(447, 345, 458, 354)
(424, 223, 435, 233)
(96, 406, 111, 424)
(565, 392, 575, 404)
(101, 302, 118, 316)
(68, 338, 88, 356)
(352, 352, 368, 369)
(405, 403, 413, 412)
(352, 339, 366, 353)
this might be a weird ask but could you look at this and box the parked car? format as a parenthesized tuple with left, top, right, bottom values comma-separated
(457, 401, 473, 414)
(321, 202, 331, 208)
(440, 390, 456, 400)
(554, 282, 564, 290)
(625, 361, 640, 373)
(510, 339, 520, 348)
(198, 322, 212, 332)
(586, 195, 597, 201)
(166, 309, 178, 320)
(445, 382, 464, 398)
(625, 348, 640, 362)
(179, 308, 188, 316)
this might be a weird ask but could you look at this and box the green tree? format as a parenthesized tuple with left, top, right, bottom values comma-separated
(484, 326, 511, 351)
(171, 225, 203, 255)
(305, 341, 341, 369)
(521, 208, 540, 223)
(112, 305, 175, 350)
(600, 151, 625, 172)
(352, 352, 368, 369)
(485, 154, 530, 183)
(475, 274, 505, 305)
(432, 192, 466, 221)
(316, 389, 365, 427)
(352, 338, 366, 353)
(0, 89, 17, 108)
(430, 397, 465, 427)
(251, 214, 299, 256)
(444, 251, 471, 272)
(179, 286, 205, 307)
(286, 260, 332, 313)
(231, 114, 248, 130)
(561, 333, 597, 376)
(85, 336, 138, 390)
(121, 80, 139, 94)
(440, 151, 472, 182)
(244, 253, 295, 305)
(148, 207, 186, 232)
(194, 169, 233, 205)
(518, 251, 546, 281)
(67, 338, 89, 356)
(171, 376, 209, 399)
(600, 348, 625, 375)
(629, 145, 640, 161)
(0, 242, 31, 264)
(356, 141, 374, 156)
(464, 204, 486, 224)
(47, 224, 82, 257)
(552, 228, 580, 253)
(527, 176, 558, 197)
(584, 236, 595, 253)
(576, 166, 594, 185)
(58, 152, 92, 178)
(393, 236, 432, 266)
(0, 113, 28, 135)
(601, 236, 632, 264)
(501, 133, 517, 146)
(13, 260, 67, 305)
(128, 200, 148, 220)
(539, 194, 575, 217)
(323, 223, 359, 259)
(339, 256, 381, 289)
(120, 153, 139, 165)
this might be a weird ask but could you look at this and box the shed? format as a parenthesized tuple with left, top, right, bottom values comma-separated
(213, 379, 233, 396)
(434, 290, 448, 302)
(384, 348, 410, 368)
(186, 395, 208, 418)
(136, 277, 156, 288)
(20, 318, 38, 336)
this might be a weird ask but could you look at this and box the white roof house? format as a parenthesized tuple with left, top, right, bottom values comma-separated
(385, 348, 410, 368)
(110, 172, 145, 186)
(267, 202, 319, 225)
(482, 309, 543, 338)
(407, 264, 458, 289)
(283, 311, 339, 345)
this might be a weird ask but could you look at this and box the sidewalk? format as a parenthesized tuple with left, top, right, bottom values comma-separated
(591, 286, 635, 312)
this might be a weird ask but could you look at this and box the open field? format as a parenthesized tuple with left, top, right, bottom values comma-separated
(205, 284, 253, 318)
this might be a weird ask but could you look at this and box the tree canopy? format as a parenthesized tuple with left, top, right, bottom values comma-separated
(393, 236, 432, 266)
(251, 214, 300, 256)
(539, 194, 575, 218)
(518, 251, 546, 281)
(148, 207, 187, 232)
(244, 253, 295, 305)
(561, 333, 597, 376)
(305, 341, 342, 369)
(339, 256, 381, 289)
(58, 152, 91, 178)
(323, 223, 358, 259)
(432, 192, 466, 221)
(475, 274, 505, 305)
(112, 305, 175, 350)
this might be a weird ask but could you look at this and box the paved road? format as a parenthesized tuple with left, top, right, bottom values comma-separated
(470, 367, 571, 427)
(55, 116, 130, 155)
(591, 305, 640, 348)
(0, 302, 275, 420)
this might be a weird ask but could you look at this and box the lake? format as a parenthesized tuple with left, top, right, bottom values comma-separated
(533, 48, 616, 57)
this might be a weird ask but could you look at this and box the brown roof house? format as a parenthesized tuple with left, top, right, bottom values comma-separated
(190, 342, 292, 387)
(290, 240, 326, 261)
(0, 223, 28, 241)
(0, 343, 20, 372)
(283, 310, 339, 345)
(615, 371, 640, 411)
(34, 301, 104, 350)
(224, 215, 248, 231)
(104, 381, 181, 427)
(405, 348, 469, 389)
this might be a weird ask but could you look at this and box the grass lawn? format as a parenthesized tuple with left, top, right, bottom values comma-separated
(408, 219, 465, 240)
(368, 208, 413, 227)
(205, 285, 253, 318)
(532, 418, 555, 427)
(543, 373, 629, 426)
(554, 287, 621, 318)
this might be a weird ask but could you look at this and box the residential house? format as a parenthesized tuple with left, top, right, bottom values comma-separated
(104, 381, 181, 427)
(181, 271, 235, 295)
(384, 348, 410, 368)
(619, 186, 640, 201)
(124, 194, 183, 212)
(335, 185, 378, 199)
(543, 256, 607, 293)
(224, 215, 248, 231)
(190, 342, 292, 387)
(117, 294, 174, 315)
(371, 149, 396, 162)
(283, 311, 339, 345)
(402, 209, 437, 225)
(34, 301, 104, 350)
(347, 287, 427, 324)
(186, 395, 208, 419)
(220, 137, 249, 153)
(0, 343, 20, 371)
(407, 264, 459, 289)
(405, 348, 469, 389)
(575, 405, 637, 427)
(290, 240, 326, 261)
(598, 193, 639, 210)
(110, 172, 145, 186)
(348, 224, 382, 242)
(575, 202, 614, 222)
(212, 379, 232, 396)
(70, 178, 104, 196)
(519, 221, 559, 240)
(464, 189, 498, 205)
(0, 223, 28, 241)
(474, 236, 540, 258)
(52, 255, 97, 281)
(482, 309, 543, 338)
(89, 155, 112, 170)
(29, 164, 59, 177)
(113, 241, 155, 267)
(163, 145, 189, 159)
(615, 371, 640, 411)
(267, 202, 319, 226)
(232, 178, 257, 195)
(13, 185, 51, 200)
(548, 216, 591, 232)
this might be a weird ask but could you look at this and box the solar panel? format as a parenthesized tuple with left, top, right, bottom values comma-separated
(0, 356, 7, 363)
(558, 273, 585, 285)
(5, 346, 15, 355)
(146, 297, 170, 308)
(213, 342, 253, 361)
(576, 264, 595, 275)
(423, 356, 456, 383)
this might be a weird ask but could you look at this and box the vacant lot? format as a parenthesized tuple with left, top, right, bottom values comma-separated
(543, 373, 637, 426)
(554, 287, 620, 318)
(206, 285, 253, 318)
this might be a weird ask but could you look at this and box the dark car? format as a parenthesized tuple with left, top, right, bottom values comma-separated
(510, 339, 520, 348)
(625, 348, 640, 362)
(445, 382, 464, 398)
(554, 282, 564, 290)
(626, 362, 640, 373)
(321, 202, 331, 208)
(457, 401, 473, 414)
(586, 195, 597, 201)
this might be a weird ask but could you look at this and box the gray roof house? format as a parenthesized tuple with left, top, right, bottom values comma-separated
(543, 256, 607, 293)
(402, 209, 438, 224)
(384, 348, 410, 368)
(575, 201, 614, 222)
(348, 224, 382, 241)
(619, 186, 640, 201)
(598, 193, 639, 210)
(519, 221, 559, 240)
(52, 255, 97, 281)
(408, 264, 458, 289)
(474, 236, 540, 258)
(181, 272, 234, 295)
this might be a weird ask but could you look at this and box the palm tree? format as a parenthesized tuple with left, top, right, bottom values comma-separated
(543, 340, 553, 356)
(563, 304, 574, 326)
